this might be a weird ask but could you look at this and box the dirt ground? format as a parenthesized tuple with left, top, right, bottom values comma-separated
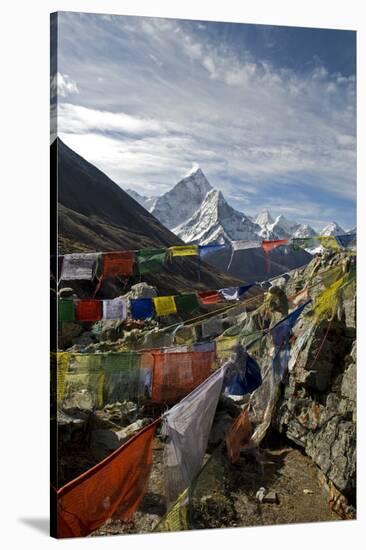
(92, 437, 340, 537)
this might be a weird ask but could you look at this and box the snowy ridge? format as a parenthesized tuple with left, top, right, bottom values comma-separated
(173, 189, 260, 244)
(126, 167, 351, 246)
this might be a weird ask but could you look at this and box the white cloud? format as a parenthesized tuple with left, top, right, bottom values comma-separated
(51, 72, 79, 98)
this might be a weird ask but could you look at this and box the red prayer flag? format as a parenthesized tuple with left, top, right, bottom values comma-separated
(261, 239, 289, 254)
(57, 420, 158, 538)
(76, 300, 101, 322)
(197, 291, 221, 305)
(102, 251, 134, 278)
(261, 239, 289, 273)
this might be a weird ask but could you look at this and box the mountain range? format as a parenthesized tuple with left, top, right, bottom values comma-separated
(127, 167, 351, 243)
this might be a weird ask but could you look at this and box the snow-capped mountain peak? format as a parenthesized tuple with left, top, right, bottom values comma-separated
(292, 223, 317, 238)
(255, 208, 274, 227)
(320, 221, 345, 236)
(173, 188, 261, 245)
(149, 167, 212, 229)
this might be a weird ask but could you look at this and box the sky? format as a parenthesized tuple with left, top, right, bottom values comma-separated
(52, 12, 356, 231)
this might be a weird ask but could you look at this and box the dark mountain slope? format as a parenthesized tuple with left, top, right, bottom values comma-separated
(54, 138, 243, 294)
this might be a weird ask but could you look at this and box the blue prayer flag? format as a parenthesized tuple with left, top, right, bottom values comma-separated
(336, 234, 356, 249)
(199, 243, 227, 258)
(130, 298, 154, 320)
(223, 347, 262, 396)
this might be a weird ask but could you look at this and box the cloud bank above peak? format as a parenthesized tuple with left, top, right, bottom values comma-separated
(54, 12, 356, 230)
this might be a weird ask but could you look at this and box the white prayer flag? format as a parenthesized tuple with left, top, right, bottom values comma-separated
(163, 366, 226, 503)
(102, 297, 127, 320)
(60, 253, 100, 281)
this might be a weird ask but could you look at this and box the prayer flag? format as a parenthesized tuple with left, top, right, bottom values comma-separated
(163, 366, 226, 503)
(222, 347, 262, 396)
(58, 299, 75, 323)
(130, 298, 154, 320)
(262, 239, 288, 254)
(231, 239, 262, 250)
(174, 293, 200, 315)
(292, 237, 319, 250)
(102, 251, 134, 278)
(198, 243, 227, 258)
(169, 245, 199, 257)
(202, 316, 223, 338)
(57, 420, 158, 538)
(226, 409, 252, 464)
(219, 284, 253, 301)
(75, 299, 102, 322)
(153, 296, 177, 316)
(336, 233, 356, 249)
(271, 300, 311, 348)
(155, 489, 190, 532)
(318, 236, 340, 250)
(197, 290, 221, 304)
(150, 347, 215, 404)
(102, 297, 127, 320)
(137, 248, 166, 274)
(60, 253, 100, 281)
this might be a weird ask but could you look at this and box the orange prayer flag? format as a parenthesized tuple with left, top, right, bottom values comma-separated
(226, 409, 253, 464)
(57, 420, 158, 538)
(102, 251, 134, 278)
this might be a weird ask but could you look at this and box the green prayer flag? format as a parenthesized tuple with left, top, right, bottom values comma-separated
(137, 248, 167, 274)
(58, 299, 75, 322)
(292, 237, 319, 251)
(174, 293, 200, 315)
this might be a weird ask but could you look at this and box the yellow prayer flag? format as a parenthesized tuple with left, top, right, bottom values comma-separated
(318, 236, 340, 250)
(57, 352, 70, 402)
(154, 489, 190, 532)
(153, 296, 178, 316)
(215, 335, 239, 363)
(169, 245, 199, 257)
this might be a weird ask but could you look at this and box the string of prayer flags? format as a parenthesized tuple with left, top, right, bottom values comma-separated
(226, 409, 253, 464)
(163, 366, 226, 504)
(60, 253, 100, 281)
(130, 298, 154, 320)
(318, 236, 340, 251)
(57, 420, 158, 538)
(58, 299, 75, 323)
(198, 243, 227, 258)
(197, 290, 221, 304)
(169, 245, 199, 257)
(174, 293, 200, 315)
(102, 297, 127, 320)
(137, 248, 167, 274)
(102, 251, 134, 278)
(336, 233, 356, 249)
(219, 284, 253, 301)
(153, 296, 177, 317)
(75, 299, 102, 322)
